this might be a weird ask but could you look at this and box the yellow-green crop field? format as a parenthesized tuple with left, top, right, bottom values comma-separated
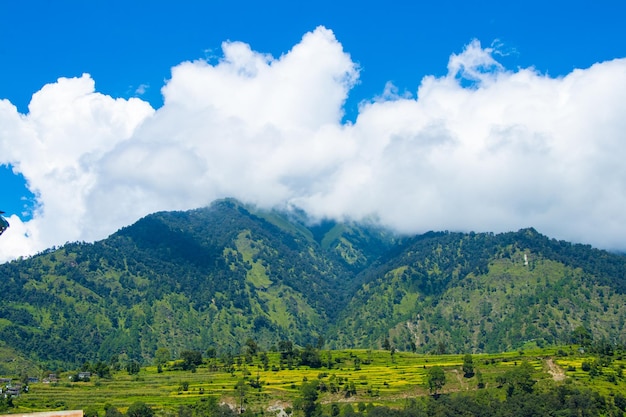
(5, 346, 626, 415)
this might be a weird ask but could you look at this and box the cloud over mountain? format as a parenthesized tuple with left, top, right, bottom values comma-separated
(2, 27, 626, 261)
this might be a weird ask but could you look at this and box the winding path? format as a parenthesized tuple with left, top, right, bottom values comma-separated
(545, 358, 566, 381)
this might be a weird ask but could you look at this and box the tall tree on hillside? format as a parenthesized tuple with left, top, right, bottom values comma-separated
(496, 361, 536, 397)
(326, 350, 333, 369)
(180, 350, 203, 371)
(316, 336, 325, 349)
(571, 326, 593, 347)
(94, 361, 111, 378)
(154, 347, 171, 366)
(462, 354, 475, 378)
(382, 337, 391, 351)
(427, 366, 446, 397)
(235, 379, 248, 414)
(104, 405, 123, 417)
(244, 338, 258, 356)
(300, 344, 322, 368)
(279, 340, 294, 359)
(126, 360, 141, 375)
(126, 402, 154, 417)
(205, 347, 217, 359)
(295, 381, 320, 417)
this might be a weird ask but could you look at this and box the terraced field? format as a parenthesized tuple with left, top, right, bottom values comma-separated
(5, 346, 625, 415)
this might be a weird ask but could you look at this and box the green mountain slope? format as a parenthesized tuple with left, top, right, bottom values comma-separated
(332, 228, 626, 353)
(0, 201, 625, 368)
(0, 199, 393, 366)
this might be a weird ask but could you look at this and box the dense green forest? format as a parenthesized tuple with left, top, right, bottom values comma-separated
(1, 199, 626, 370)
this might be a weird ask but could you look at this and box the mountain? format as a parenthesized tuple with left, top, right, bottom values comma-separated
(0, 199, 395, 366)
(332, 228, 626, 353)
(0, 199, 625, 368)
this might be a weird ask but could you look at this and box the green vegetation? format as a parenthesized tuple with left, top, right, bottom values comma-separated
(1, 346, 625, 416)
(0, 199, 626, 371)
(425, 366, 445, 396)
(332, 229, 626, 353)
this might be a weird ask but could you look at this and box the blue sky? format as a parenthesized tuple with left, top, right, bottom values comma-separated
(1, 0, 626, 260)
(2, 1, 623, 113)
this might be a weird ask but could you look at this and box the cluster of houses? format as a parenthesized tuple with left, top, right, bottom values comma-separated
(1, 371, 92, 400)
(0, 377, 23, 398)
(43, 374, 59, 384)
(0, 373, 65, 399)
(69, 372, 91, 382)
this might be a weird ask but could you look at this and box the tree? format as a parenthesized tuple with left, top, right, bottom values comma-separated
(0, 396, 13, 413)
(93, 361, 111, 378)
(382, 337, 391, 351)
(234, 379, 249, 413)
(476, 369, 485, 389)
(279, 340, 294, 359)
(496, 360, 536, 397)
(126, 402, 154, 417)
(108, 354, 121, 372)
(259, 352, 270, 370)
(154, 347, 171, 366)
(615, 393, 626, 412)
(205, 347, 217, 359)
(426, 366, 446, 396)
(344, 381, 357, 398)
(104, 405, 123, 417)
(462, 354, 474, 378)
(342, 404, 356, 417)
(300, 344, 322, 368)
(20, 371, 29, 386)
(127, 360, 141, 375)
(245, 337, 259, 356)
(180, 350, 203, 371)
(83, 406, 99, 417)
(295, 381, 320, 417)
(190, 396, 235, 417)
(316, 336, 325, 350)
(244, 338, 258, 356)
(571, 326, 593, 347)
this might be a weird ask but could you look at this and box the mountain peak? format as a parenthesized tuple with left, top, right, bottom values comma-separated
(1, 205, 625, 366)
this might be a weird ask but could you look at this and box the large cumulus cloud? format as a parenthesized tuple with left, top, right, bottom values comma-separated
(1, 27, 626, 262)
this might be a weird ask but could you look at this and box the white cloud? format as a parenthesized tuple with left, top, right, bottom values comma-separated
(0, 74, 154, 258)
(134, 84, 149, 95)
(2, 27, 626, 262)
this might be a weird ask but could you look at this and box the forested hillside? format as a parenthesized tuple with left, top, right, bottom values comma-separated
(333, 228, 626, 352)
(0, 199, 394, 367)
(0, 199, 625, 369)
